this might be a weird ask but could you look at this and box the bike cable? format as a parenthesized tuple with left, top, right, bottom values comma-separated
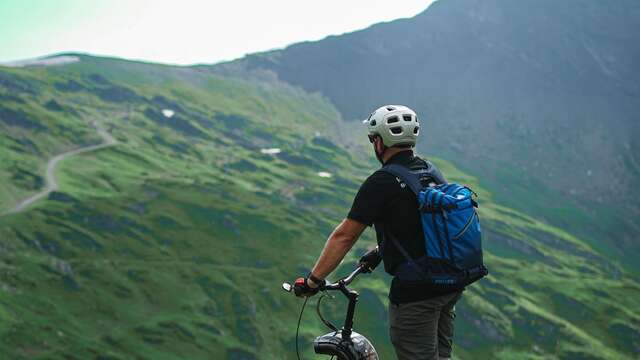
(296, 297, 309, 360)
(316, 293, 339, 332)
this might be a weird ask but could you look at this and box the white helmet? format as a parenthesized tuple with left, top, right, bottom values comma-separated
(362, 105, 420, 147)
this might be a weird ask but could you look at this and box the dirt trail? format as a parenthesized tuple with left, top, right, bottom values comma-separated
(5, 121, 117, 214)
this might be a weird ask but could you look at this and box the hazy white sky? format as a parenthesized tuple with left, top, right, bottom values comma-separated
(0, 0, 436, 65)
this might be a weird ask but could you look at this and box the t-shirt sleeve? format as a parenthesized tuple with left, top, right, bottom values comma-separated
(347, 171, 395, 226)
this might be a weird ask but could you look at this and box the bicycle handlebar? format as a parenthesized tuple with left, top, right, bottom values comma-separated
(322, 265, 364, 290)
(282, 264, 365, 294)
(282, 264, 369, 348)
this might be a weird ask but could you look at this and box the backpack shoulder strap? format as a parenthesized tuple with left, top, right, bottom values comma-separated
(380, 163, 423, 195)
(377, 223, 427, 279)
(424, 160, 447, 185)
(414, 158, 447, 185)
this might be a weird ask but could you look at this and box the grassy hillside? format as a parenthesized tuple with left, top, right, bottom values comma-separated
(213, 0, 640, 273)
(0, 55, 638, 359)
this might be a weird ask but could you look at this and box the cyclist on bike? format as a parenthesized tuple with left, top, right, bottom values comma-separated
(294, 105, 463, 360)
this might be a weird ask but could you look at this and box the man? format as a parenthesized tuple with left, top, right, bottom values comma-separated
(294, 105, 463, 360)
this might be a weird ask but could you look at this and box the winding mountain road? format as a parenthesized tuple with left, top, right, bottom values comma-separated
(5, 121, 117, 214)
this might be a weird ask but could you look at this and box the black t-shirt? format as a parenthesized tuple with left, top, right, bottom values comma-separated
(347, 150, 450, 303)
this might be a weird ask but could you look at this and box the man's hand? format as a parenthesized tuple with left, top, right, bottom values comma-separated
(293, 276, 325, 298)
(359, 246, 382, 273)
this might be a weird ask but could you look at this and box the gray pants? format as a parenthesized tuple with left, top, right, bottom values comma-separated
(389, 291, 463, 360)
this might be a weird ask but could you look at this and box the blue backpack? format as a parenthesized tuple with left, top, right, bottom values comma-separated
(380, 164, 488, 290)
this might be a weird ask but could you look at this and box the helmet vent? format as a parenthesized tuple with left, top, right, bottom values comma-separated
(387, 116, 399, 124)
(386, 106, 396, 111)
(413, 126, 420, 134)
(370, 120, 376, 126)
(403, 115, 413, 122)
(390, 126, 403, 134)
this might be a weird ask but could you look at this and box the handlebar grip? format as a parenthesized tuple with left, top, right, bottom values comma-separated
(359, 247, 382, 273)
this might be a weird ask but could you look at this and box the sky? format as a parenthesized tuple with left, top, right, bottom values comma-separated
(0, 0, 436, 66)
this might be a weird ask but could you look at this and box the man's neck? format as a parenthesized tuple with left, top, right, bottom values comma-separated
(382, 147, 413, 164)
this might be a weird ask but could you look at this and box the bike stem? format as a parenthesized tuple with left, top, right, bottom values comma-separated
(338, 280, 359, 341)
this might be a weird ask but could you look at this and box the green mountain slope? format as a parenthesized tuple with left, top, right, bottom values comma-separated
(0, 55, 638, 359)
(212, 0, 640, 272)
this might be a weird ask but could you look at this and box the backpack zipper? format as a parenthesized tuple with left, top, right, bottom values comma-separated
(453, 211, 477, 240)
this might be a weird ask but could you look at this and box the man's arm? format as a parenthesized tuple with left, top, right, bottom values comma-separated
(309, 218, 368, 284)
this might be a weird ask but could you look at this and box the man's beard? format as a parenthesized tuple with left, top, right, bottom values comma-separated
(375, 146, 386, 165)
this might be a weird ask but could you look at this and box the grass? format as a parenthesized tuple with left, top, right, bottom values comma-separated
(0, 55, 638, 359)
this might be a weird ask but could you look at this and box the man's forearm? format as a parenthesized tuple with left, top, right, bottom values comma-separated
(310, 218, 366, 280)
(311, 232, 355, 280)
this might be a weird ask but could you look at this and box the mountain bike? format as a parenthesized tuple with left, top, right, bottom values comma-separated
(282, 264, 379, 360)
